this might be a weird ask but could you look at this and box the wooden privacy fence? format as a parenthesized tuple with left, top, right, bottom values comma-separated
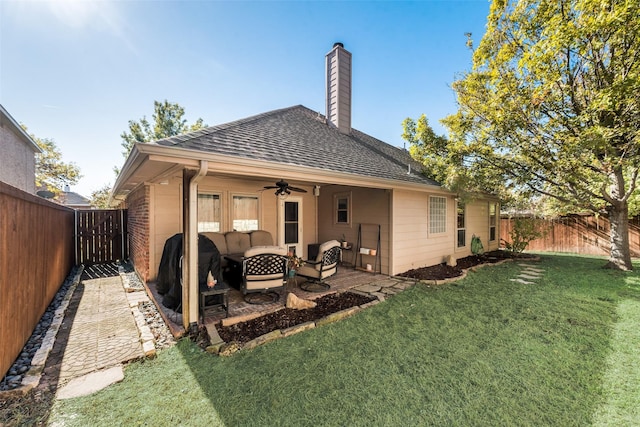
(0, 182, 75, 380)
(500, 214, 640, 257)
(75, 209, 128, 265)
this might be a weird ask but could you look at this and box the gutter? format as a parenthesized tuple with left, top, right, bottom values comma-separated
(182, 160, 208, 330)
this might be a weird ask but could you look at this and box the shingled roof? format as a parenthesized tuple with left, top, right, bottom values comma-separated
(151, 105, 440, 188)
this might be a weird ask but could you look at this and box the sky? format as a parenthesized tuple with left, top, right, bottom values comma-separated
(0, 0, 491, 198)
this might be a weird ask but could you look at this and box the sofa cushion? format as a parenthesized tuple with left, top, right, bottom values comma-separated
(202, 232, 228, 255)
(250, 230, 274, 247)
(225, 231, 251, 255)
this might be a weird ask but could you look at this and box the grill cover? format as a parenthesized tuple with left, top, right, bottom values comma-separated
(156, 233, 223, 311)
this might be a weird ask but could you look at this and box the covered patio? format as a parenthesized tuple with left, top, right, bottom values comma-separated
(146, 267, 415, 338)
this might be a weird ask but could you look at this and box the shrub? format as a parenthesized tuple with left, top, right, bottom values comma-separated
(502, 217, 548, 254)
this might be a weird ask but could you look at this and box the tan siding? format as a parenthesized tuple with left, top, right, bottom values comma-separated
(149, 180, 182, 281)
(390, 190, 456, 275)
(318, 186, 390, 274)
(147, 175, 317, 280)
(454, 199, 500, 259)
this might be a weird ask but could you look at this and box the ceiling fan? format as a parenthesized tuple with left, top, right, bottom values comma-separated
(263, 179, 308, 196)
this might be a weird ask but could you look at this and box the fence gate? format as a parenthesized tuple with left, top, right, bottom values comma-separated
(76, 209, 128, 265)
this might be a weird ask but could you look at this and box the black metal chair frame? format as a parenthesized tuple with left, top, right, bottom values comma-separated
(299, 246, 342, 292)
(242, 252, 287, 304)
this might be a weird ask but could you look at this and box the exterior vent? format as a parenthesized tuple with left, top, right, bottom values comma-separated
(325, 43, 352, 134)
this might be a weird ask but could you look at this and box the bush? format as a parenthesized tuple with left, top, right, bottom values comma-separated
(502, 217, 548, 254)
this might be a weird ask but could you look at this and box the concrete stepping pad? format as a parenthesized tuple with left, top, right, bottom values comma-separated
(354, 283, 383, 294)
(510, 278, 535, 285)
(56, 365, 124, 399)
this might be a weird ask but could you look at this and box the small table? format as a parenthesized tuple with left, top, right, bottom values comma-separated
(224, 254, 244, 289)
(340, 245, 354, 267)
(200, 281, 230, 320)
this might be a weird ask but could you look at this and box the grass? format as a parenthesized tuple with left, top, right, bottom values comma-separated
(46, 254, 640, 426)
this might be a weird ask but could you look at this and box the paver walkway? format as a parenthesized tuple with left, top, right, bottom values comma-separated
(43, 276, 144, 387)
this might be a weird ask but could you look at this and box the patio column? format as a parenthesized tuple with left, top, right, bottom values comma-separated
(182, 161, 208, 330)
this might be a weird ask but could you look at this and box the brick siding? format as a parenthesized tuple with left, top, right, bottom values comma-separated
(126, 185, 151, 282)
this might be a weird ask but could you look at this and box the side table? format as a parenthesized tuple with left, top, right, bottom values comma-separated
(340, 245, 354, 267)
(200, 281, 230, 320)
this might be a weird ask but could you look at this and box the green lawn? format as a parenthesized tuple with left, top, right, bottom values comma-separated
(48, 254, 640, 426)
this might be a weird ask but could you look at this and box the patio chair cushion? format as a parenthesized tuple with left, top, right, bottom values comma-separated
(297, 240, 341, 280)
(242, 246, 287, 291)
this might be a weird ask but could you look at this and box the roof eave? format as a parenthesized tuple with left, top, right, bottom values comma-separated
(111, 143, 453, 203)
(0, 104, 43, 153)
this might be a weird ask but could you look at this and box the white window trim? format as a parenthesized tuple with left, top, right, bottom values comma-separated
(489, 202, 498, 242)
(456, 201, 466, 249)
(197, 192, 223, 232)
(429, 196, 447, 235)
(231, 193, 261, 232)
(334, 191, 352, 227)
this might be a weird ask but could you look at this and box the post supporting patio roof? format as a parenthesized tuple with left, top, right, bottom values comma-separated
(181, 161, 208, 330)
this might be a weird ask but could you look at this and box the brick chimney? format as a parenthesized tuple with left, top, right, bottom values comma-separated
(325, 42, 352, 134)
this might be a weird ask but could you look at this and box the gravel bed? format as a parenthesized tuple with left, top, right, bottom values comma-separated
(0, 263, 175, 393)
(121, 267, 176, 350)
(0, 267, 79, 391)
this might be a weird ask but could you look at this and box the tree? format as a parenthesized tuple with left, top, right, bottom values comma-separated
(25, 127, 82, 194)
(432, 0, 639, 270)
(120, 100, 206, 158)
(90, 184, 112, 209)
(402, 114, 513, 202)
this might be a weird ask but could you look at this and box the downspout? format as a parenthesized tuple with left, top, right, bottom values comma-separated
(182, 160, 208, 331)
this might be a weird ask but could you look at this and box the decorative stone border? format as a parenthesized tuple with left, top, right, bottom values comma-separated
(0, 267, 84, 398)
(119, 265, 157, 358)
(206, 296, 382, 356)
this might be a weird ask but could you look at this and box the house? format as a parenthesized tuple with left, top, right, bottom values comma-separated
(111, 43, 500, 328)
(0, 104, 42, 194)
(58, 184, 92, 209)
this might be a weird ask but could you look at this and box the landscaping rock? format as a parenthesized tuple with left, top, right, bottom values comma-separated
(286, 292, 317, 310)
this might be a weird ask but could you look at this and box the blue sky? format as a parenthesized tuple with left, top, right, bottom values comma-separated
(1, 0, 490, 197)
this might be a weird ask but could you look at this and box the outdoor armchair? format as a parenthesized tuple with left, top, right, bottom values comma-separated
(242, 246, 287, 304)
(297, 240, 341, 292)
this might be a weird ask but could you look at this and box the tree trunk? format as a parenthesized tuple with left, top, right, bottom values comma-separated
(606, 202, 633, 271)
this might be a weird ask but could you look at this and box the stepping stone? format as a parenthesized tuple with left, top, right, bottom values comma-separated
(520, 266, 544, 272)
(375, 279, 401, 288)
(519, 274, 541, 280)
(56, 366, 124, 399)
(510, 278, 535, 285)
(354, 283, 382, 294)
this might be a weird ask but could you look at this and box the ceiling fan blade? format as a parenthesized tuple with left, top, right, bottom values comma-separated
(263, 186, 279, 189)
(288, 186, 307, 193)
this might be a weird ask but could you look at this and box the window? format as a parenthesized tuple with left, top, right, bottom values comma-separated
(284, 201, 299, 245)
(335, 193, 351, 225)
(457, 201, 466, 247)
(197, 193, 221, 232)
(232, 195, 259, 231)
(489, 203, 498, 241)
(429, 196, 447, 234)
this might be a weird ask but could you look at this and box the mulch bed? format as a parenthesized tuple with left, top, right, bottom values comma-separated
(200, 250, 531, 348)
(397, 250, 523, 280)
(216, 292, 375, 345)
